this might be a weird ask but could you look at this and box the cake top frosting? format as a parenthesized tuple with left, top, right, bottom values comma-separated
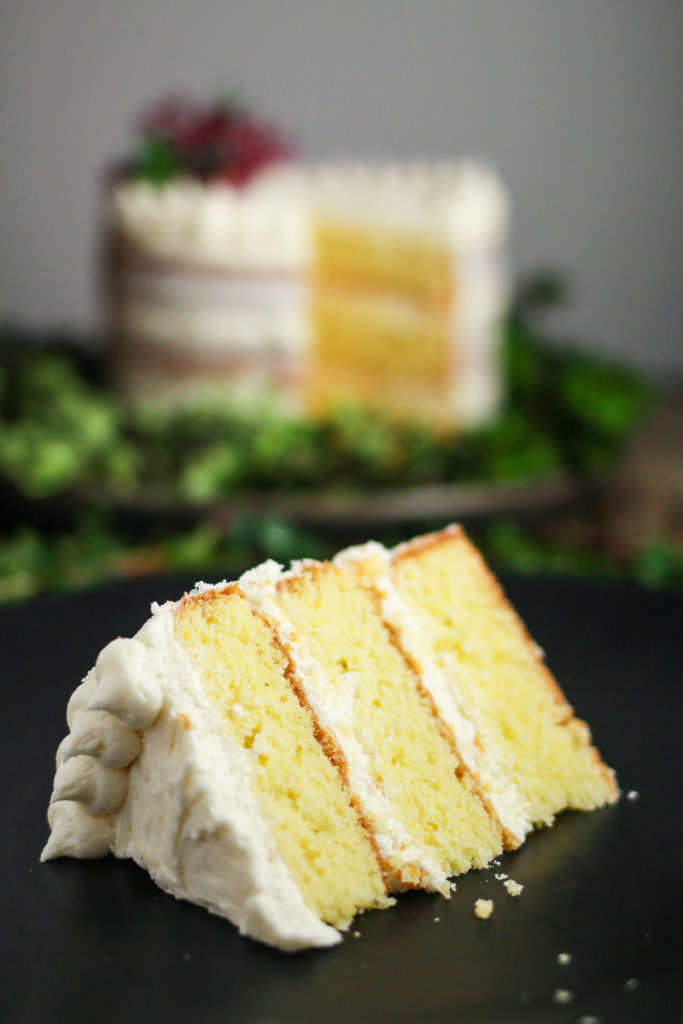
(112, 159, 509, 270)
(109, 94, 509, 265)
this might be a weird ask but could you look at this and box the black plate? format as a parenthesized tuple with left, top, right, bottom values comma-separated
(2, 571, 681, 1023)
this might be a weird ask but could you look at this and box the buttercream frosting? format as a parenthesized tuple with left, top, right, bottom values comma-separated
(112, 161, 509, 267)
(42, 601, 341, 951)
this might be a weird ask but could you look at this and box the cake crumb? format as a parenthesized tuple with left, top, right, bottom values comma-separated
(556, 952, 572, 965)
(627, 790, 640, 801)
(494, 872, 508, 881)
(474, 898, 494, 919)
(503, 879, 523, 897)
(552, 988, 574, 1004)
(623, 978, 640, 992)
(433, 917, 441, 923)
(352, 930, 362, 939)
(577, 1016, 602, 1024)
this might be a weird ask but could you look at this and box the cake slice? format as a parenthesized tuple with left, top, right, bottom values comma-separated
(42, 525, 617, 951)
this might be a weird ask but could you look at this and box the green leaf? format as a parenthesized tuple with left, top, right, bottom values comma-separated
(134, 136, 183, 185)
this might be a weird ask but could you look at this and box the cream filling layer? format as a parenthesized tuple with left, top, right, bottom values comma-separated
(333, 541, 532, 846)
(119, 298, 309, 357)
(238, 561, 453, 895)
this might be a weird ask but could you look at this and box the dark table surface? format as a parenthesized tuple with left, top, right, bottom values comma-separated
(1, 570, 681, 1024)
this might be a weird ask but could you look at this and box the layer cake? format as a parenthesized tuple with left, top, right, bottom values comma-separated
(105, 98, 509, 428)
(42, 525, 618, 951)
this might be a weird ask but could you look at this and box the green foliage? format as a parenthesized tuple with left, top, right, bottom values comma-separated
(245, 415, 330, 488)
(0, 276, 662, 600)
(1, 511, 679, 605)
(633, 538, 683, 589)
(0, 349, 120, 497)
(0, 515, 128, 601)
(481, 520, 682, 589)
(134, 137, 183, 185)
(502, 284, 652, 474)
(0, 299, 653, 505)
(0, 515, 336, 603)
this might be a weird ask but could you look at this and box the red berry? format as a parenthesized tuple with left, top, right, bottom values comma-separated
(137, 95, 294, 186)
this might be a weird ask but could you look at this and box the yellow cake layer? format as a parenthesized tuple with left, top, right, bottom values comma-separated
(311, 287, 451, 379)
(309, 221, 462, 426)
(174, 585, 390, 929)
(391, 529, 618, 827)
(274, 562, 504, 884)
(314, 220, 453, 302)
(307, 284, 454, 423)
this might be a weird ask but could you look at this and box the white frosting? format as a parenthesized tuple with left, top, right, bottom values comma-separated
(42, 801, 116, 859)
(60, 706, 142, 767)
(239, 560, 453, 896)
(112, 161, 509, 266)
(119, 296, 308, 359)
(66, 675, 98, 727)
(89, 637, 164, 729)
(50, 755, 129, 814)
(42, 605, 340, 951)
(112, 171, 311, 271)
(312, 160, 509, 249)
(117, 263, 310, 366)
(333, 541, 531, 846)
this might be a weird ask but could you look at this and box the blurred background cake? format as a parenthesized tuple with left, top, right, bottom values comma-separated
(106, 97, 510, 429)
(0, 3, 680, 599)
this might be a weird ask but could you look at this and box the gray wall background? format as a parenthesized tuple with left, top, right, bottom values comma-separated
(1, 1, 681, 376)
